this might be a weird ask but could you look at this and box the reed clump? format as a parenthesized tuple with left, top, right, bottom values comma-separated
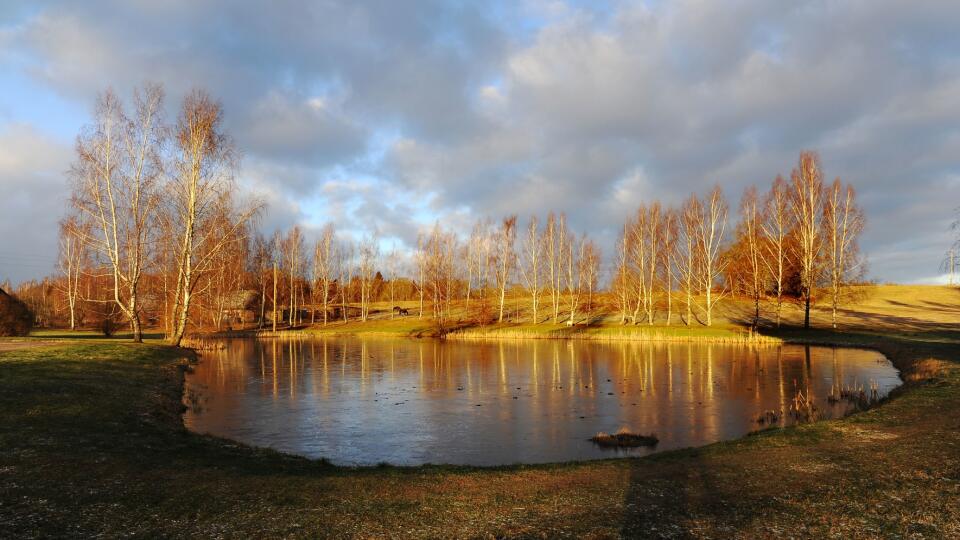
(180, 336, 227, 351)
(754, 409, 782, 425)
(826, 379, 880, 408)
(590, 427, 659, 447)
(788, 389, 820, 422)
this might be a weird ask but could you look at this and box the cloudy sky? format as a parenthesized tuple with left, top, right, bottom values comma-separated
(1, 0, 958, 286)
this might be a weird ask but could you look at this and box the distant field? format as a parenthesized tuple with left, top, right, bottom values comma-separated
(249, 285, 960, 345)
(24, 285, 959, 345)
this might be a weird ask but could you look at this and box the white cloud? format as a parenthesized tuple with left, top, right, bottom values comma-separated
(1, 0, 959, 283)
(0, 123, 71, 284)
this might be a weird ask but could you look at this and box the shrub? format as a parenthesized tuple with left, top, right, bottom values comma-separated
(0, 287, 33, 337)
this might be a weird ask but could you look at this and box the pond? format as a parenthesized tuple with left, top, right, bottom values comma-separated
(183, 337, 901, 466)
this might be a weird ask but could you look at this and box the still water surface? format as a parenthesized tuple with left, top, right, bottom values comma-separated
(183, 337, 901, 466)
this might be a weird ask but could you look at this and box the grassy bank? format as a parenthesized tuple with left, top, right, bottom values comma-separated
(2, 285, 959, 537)
(258, 318, 778, 344)
(243, 284, 958, 347)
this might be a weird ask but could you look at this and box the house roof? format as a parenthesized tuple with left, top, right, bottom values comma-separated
(223, 289, 259, 310)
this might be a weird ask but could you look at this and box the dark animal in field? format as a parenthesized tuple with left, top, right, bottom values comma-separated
(393, 306, 410, 316)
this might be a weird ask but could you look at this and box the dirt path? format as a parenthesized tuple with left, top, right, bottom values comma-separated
(0, 341, 58, 352)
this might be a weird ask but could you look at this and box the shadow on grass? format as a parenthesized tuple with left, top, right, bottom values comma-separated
(28, 331, 167, 341)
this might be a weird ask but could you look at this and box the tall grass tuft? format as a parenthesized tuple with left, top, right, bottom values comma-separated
(590, 428, 659, 447)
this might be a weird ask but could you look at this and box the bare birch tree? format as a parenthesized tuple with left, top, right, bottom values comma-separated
(677, 195, 702, 325)
(282, 226, 304, 327)
(661, 210, 678, 325)
(823, 179, 865, 328)
(424, 223, 456, 324)
(313, 223, 336, 325)
(641, 203, 662, 325)
(338, 240, 355, 322)
(208, 217, 248, 329)
(57, 217, 86, 330)
(493, 216, 517, 322)
(385, 243, 400, 319)
(614, 226, 632, 324)
(626, 209, 647, 324)
(697, 186, 728, 327)
(581, 239, 601, 317)
(760, 175, 790, 327)
(519, 216, 545, 323)
(358, 233, 379, 322)
(790, 151, 825, 329)
(167, 90, 260, 346)
(564, 235, 586, 326)
(250, 233, 273, 329)
(545, 213, 567, 323)
(70, 85, 165, 342)
(739, 186, 764, 327)
(415, 234, 426, 319)
(469, 219, 493, 319)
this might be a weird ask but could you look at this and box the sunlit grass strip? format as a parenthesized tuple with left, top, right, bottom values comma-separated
(247, 320, 436, 339)
(445, 324, 783, 344)
(241, 321, 784, 344)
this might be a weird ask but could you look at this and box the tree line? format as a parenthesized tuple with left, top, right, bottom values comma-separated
(53, 84, 260, 345)
(613, 151, 864, 330)
(8, 85, 868, 341)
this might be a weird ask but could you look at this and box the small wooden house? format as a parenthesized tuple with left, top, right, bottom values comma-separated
(221, 290, 260, 325)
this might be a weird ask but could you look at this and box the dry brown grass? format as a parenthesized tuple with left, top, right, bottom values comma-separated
(2, 284, 959, 538)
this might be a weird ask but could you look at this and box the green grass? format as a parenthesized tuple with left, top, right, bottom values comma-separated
(2, 285, 960, 537)
(1, 341, 957, 537)
(250, 313, 779, 344)
(28, 329, 167, 341)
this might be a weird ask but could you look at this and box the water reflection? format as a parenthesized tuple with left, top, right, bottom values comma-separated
(183, 337, 901, 466)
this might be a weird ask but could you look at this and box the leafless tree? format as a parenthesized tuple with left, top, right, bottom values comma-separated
(167, 90, 260, 346)
(70, 85, 165, 342)
(56, 217, 86, 330)
(282, 226, 304, 327)
(385, 243, 400, 319)
(469, 219, 493, 317)
(423, 223, 458, 324)
(313, 223, 336, 325)
(760, 175, 791, 327)
(250, 234, 274, 329)
(415, 234, 426, 319)
(823, 179, 865, 328)
(661, 210, 679, 325)
(564, 235, 586, 326)
(338, 240, 355, 322)
(464, 221, 489, 311)
(358, 233, 379, 322)
(581, 239, 601, 317)
(544, 213, 567, 324)
(697, 186, 728, 327)
(208, 218, 248, 329)
(493, 216, 517, 322)
(639, 203, 663, 325)
(677, 195, 702, 325)
(790, 151, 825, 329)
(272, 231, 281, 331)
(519, 216, 545, 323)
(614, 226, 632, 324)
(739, 186, 764, 327)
